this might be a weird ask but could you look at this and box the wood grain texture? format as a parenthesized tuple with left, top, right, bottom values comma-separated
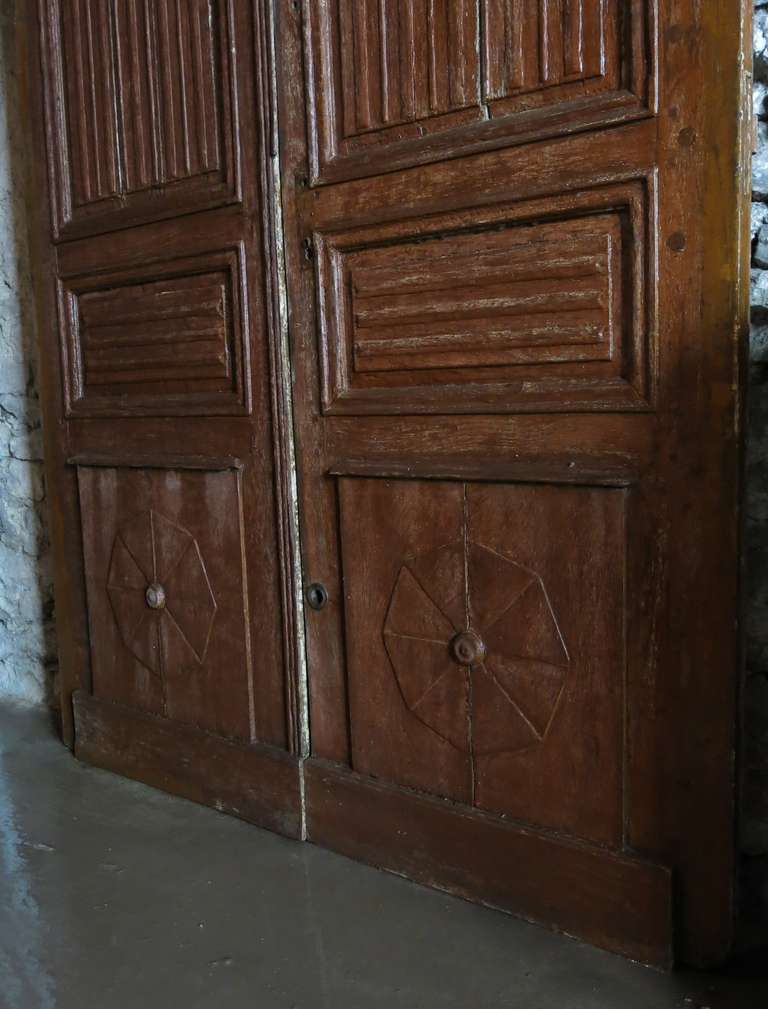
(337, 0, 479, 134)
(349, 222, 615, 371)
(51, 205, 294, 750)
(305, 758, 673, 967)
(483, 0, 617, 101)
(74, 691, 302, 838)
(278, 0, 749, 968)
(76, 462, 256, 741)
(316, 178, 653, 413)
(25, 0, 303, 822)
(304, 0, 652, 182)
(40, 0, 241, 238)
(58, 0, 223, 199)
(337, 476, 626, 846)
(61, 246, 249, 417)
(23, 0, 751, 971)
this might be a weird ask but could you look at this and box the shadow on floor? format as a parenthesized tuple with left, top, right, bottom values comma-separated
(0, 702, 765, 1009)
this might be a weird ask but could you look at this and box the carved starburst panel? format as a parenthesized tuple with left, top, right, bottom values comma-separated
(384, 541, 569, 757)
(107, 509, 217, 688)
(77, 463, 257, 741)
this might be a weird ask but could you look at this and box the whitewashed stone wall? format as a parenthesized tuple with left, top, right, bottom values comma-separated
(0, 2, 55, 706)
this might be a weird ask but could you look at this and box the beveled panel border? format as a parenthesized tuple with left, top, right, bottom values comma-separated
(39, 0, 243, 240)
(73, 455, 255, 721)
(59, 243, 251, 419)
(303, 0, 656, 185)
(316, 175, 657, 415)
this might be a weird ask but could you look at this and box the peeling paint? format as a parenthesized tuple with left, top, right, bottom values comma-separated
(266, 0, 310, 839)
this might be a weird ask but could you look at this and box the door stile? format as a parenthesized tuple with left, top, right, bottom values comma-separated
(255, 0, 310, 762)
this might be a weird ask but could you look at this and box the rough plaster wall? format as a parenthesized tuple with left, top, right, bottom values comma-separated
(0, 2, 55, 706)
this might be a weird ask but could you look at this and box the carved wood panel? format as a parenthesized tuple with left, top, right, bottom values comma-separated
(60, 245, 250, 417)
(336, 0, 479, 134)
(76, 461, 255, 741)
(304, 0, 653, 182)
(24, 0, 747, 969)
(42, 0, 240, 236)
(483, 0, 619, 106)
(28, 0, 301, 860)
(276, 0, 747, 969)
(337, 476, 625, 846)
(317, 178, 654, 413)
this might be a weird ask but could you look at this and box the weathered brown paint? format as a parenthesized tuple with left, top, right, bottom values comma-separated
(23, 2, 302, 797)
(22, 0, 750, 969)
(278, 0, 751, 969)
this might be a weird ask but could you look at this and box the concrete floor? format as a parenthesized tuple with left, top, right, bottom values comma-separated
(0, 705, 765, 1009)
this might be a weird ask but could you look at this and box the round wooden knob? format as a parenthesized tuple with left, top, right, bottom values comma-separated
(145, 583, 167, 610)
(450, 631, 486, 666)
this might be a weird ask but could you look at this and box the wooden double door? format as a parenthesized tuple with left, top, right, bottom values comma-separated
(26, 0, 749, 968)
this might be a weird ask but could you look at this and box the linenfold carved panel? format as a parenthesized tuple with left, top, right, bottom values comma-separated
(335, 0, 480, 135)
(317, 179, 655, 414)
(43, 0, 240, 235)
(338, 475, 626, 846)
(484, 0, 619, 107)
(60, 246, 249, 417)
(77, 462, 254, 741)
(304, 0, 653, 182)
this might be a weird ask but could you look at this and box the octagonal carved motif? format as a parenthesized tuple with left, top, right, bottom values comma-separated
(106, 509, 217, 682)
(384, 540, 569, 756)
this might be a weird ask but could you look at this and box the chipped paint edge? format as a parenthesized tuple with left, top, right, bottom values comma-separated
(266, 3, 310, 838)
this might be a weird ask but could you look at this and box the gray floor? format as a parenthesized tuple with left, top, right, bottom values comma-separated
(0, 705, 765, 1009)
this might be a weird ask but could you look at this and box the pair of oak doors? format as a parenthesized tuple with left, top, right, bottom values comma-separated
(26, 0, 749, 968)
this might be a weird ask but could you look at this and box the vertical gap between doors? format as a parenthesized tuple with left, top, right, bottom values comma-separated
(266, 0, 310, 839)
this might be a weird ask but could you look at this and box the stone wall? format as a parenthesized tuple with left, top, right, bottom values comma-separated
(0, 2, 55, 706)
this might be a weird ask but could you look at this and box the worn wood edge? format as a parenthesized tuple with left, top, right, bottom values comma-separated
(734, 0, 757, 959)
(308, 90, 652, 190)
(329, 456, 638, 488)
(67, 453, 244, 472)
(257, 0, 309, 761)
(19, 5, 82, 746)
(304, 759, 674, 968)
(671, 0, 752, 967)
(73, 691, 303, 840)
